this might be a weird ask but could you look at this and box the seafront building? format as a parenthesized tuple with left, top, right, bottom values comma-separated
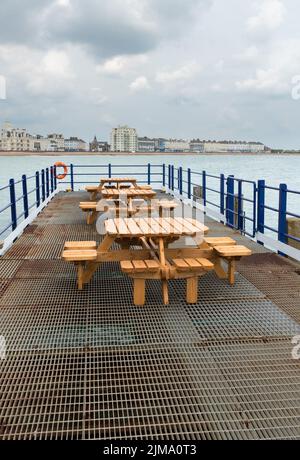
(89, 136, 110, 152)
(65, 137, 87, 152)
(0, 122, 32, 151)
(137, 137, 155, 152)
(110, 126, 138, 152)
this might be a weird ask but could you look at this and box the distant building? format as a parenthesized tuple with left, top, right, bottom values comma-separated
(202, 140, 265, 153)
(138, 137, 155, 152)
(190, 139, 205, 153)
(90, 136, 110, 152)
(0, 122, 33, 151)
(32, 133, 65, 152)
(65, 137, 87, 152)
(110, 126, 138, 152)
(164, 139, 190, 152)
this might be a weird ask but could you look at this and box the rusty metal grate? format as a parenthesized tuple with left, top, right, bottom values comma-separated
(1, 191, 300, 440)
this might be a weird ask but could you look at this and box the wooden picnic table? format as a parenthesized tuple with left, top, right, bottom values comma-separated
(86, 178, 148, 200)
(99, 177, 138, 189)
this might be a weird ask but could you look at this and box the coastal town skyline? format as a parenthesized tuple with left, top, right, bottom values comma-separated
(0, 120, 267, 153)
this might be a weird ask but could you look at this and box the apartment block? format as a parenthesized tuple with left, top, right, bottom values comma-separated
(110, 126, 138, 152)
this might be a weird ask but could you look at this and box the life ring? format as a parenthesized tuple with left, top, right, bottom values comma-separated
(54, 162, 68, 180)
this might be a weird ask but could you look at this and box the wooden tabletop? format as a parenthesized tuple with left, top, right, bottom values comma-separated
(100, 177, 137, 184)
(105, 217, 209, 238)
(102, 188, 156, 198)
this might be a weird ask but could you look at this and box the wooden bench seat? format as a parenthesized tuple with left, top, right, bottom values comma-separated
(121, 260, 160, 274)
(212, 244, 252, 285)
(64, 241, 97, 250)
(80, 202, 97, 211)
(214, 245, 252, 257)
(63, 245, 98, 289)
(62, 249, 98, 262)
(172, 258, 214, 304)
(204, 237, 236, 247)
(173, 258, 214, 272)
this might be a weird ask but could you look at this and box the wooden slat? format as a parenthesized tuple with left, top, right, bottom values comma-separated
(132, 260, 147, 272)
(135, 218, 152, 235)
(105, 219, 118, 234)
(204, 237, 236, 247)
(145, 260, 160, 271)
(154, 217, 176, 235)
(185, 218, 209, 234)
(169, 217, 195, 235)
(124, 218, 143, 235)
(64, 241, 97, 250)
(114, 218, 131, 235)
(184, 258, 202, 269)
(62, 250, 98, 262)
(196, 258, 214, 270)
(120, 261, 134, 273)
(173, 259, 190, 270)
(150, 218, 172, 235)
(214, 245, 252, 257)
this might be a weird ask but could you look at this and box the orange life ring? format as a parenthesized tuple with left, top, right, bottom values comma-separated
(54, 162, 68, 180)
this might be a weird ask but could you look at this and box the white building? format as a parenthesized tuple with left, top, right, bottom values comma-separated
(65, 137, 87, 152)
(164, 139, 190, 152)
(0, 122, 33, 151)
(110, 126, 138, 152)
(203, 140, 265, 153)
(32, 133, 64, 151)
(138, 137, 155, 152)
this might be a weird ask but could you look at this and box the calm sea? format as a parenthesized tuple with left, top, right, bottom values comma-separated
(0, 154, 299, 239)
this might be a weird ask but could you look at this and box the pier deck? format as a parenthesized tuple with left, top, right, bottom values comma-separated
(0, 191, 300, 440)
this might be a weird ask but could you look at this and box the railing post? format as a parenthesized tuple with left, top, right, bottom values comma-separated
(46, 168, 50, 198)
(9, 179, 17, 231)
(162, 164, 166, 187)
(220, 174, 225, 219)
(187, 168, 192, 199)
(172, 165, 175, 191)
(226, 175, 235, 227)
(278, 183, 288, 246)
(22, 174, 29, 219)
(257, 180, 265, 244)
(36, 171, 40, 208)
(179, 167, 183, 195)
(168, 165, 171, 189)
(50, 166, 54, 193)
(108, 163, 112, 178)
(202, 171, 207, 206)
(70, 164, 74, 191)
(53, 166, 57, 190)
(237, 180, 244, 231)
(147, 163, 151, 185)
(41, 169, 46, 202)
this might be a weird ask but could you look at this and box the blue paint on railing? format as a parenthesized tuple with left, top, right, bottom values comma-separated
(22, 175, 29, 219)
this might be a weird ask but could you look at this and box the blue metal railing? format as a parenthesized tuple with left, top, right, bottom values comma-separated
(0, 162, 299, 259)
(0, 165, 57, 239)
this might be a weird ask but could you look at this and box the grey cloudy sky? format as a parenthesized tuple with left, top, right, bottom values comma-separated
(0, 0, 300, 148)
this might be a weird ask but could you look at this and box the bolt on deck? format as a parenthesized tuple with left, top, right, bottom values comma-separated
(0, 191, 300, 440)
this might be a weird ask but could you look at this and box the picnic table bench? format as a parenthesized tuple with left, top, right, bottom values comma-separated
(85, 177, 138, 200)
(63, 219, 252, 304)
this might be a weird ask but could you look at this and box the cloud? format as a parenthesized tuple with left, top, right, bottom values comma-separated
(97, 55, 148, 77)
(247, 0, 285, 32)
(236, 38, 300, 95)
(129, 76, 151, 92)
(0, 0, 208, 59)
(156, 62, 201, 84)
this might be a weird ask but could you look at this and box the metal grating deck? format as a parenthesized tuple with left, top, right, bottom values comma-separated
(0, 191, 300, 440)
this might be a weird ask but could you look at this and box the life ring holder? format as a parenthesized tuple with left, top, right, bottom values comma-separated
(54, 162, 68, 180)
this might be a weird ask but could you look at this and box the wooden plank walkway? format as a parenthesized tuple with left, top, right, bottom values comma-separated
(0, 191, 299, 440)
